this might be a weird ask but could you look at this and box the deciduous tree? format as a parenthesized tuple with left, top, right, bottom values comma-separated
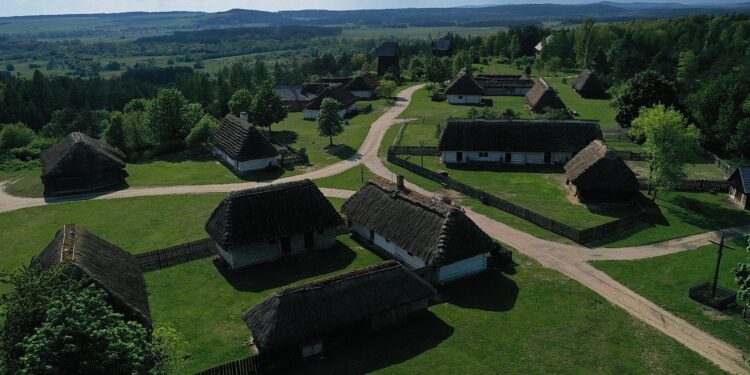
(317, 98, 344, 146)
(615, 70, 678, 127)
(250, 82, 288, 133)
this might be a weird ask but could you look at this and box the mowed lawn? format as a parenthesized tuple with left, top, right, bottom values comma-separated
(0, 192, 723, 374)
(592, 238, 750, 354)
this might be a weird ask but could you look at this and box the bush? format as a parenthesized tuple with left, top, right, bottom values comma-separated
(0, 123, 35, 151)
(186, 115, 218, 149)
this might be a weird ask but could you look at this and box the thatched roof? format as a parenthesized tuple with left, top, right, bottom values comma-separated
(445, 68, 484, 96)
(475, 74, 534, 89)
(345, 73, 379, 91)
(205, 180, 345, 251)
(377, 42, 400, 57)
(41, 132, 126, 179)
(212, 115, 279, 162)
(304, 83, 357, 110)
(525, 79, 566, 113)
(275, 85, 317, 103)
(242, 260, 436, 352)
(438, 119, 602, 153)
(729, 167, 750, 193)
(564, 140, 639, 193)
(571, 69, 606, 98)
(342, 177, 498, 267)
(37, 224, 151, 328)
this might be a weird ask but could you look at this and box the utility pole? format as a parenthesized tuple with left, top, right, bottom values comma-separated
(708, 234, 736, 297)
(360, 164, 364, 183)
(420, 140, 424, 168)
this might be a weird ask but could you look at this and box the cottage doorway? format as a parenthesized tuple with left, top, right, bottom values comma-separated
(504, 153, 511, 163)
(304, 232, 314, 249)
(456, 152, 463, 162)
(281, 237, 291, 254)
(544, 152, 551, 164)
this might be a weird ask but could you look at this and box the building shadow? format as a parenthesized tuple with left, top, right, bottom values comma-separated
(214, 242, 357, 292)
(669, 194, 749, 230)
(270, 130, 299, 145)
(285, 311, 453, 375)
(43, 182, 130, 202)
(440, 267, 519, 312)
(326, 144, 357, 160)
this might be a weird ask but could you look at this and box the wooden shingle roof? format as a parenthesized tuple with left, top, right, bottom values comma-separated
(438, 119, 602, 153)
(345, 73, 379, 91)
(445, 68, 484, 96)
(211, 115, 279, 162)
(304, 84, 357, 110)
(41, 132, 126, 179)
(37, 224, 151, 328)
(242, 260, 436, 352)
(205, 180, 345, 251)
(525, 79, 566, 112)
(377, 42, 400, 57)
(342, 177, 498, 266)
(571, 69, 606, 98)
(564, 140, 639, 193)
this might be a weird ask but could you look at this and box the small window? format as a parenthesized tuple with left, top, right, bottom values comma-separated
(458, 95, 463, 99)
(479, 152, 489, 158)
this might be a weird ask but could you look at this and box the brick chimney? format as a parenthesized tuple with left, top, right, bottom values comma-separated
(240, 112, 249, 121)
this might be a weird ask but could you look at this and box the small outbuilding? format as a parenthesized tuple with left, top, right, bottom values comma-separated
(275, 85, 318, 112)
(38, 224, 151, 328)
(40, 132, 127, 196)
(377, 41, 400, 76)
(302, 83, 358, 120)
(432, 38, 452, 57)
(242, 260, 436, 359)
(728, 167, 750, 210)
(345, 73, 380, 99)
(525, 79, 567, 113)
(205, 179, 346, 269)
(571, 69, 606, 98)
(212, 115, 279, 174)
(342, 177, 499, 284)
(564, 140, 640, 202)
(445, 68, 484, 105)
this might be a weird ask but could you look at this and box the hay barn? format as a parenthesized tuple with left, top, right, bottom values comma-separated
(525, 79, 567, 113)
(571, 69, 607, 98)
(564, 140, 640, 201)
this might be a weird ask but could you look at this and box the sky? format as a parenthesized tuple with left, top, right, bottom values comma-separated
(0, 0, 737, 17)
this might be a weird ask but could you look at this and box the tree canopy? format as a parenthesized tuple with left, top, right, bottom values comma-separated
(317, 98, 344, 146)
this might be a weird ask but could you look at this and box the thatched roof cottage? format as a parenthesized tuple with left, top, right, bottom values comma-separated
(729, 167, 750, 210)
(474, 74, 534, 96)
(444, 68, 484, 105)
(275, 85, 318, 112)
(212, 114, 279, 174)
(345, 72, 380, 98)
(40, 132, 127, 196)
(438, 119, 602, 165)
(564, 140, 640, 201)
(242, 261, 436, 358)
(571, 69, 606, 98)
(377, 41, 400, 76)
(205, 180, 346, 269)
(38, 224, 151, 328)
(303, 83, 358, 120)
(342, 177, 499, 284)
(525, 79, 567, 113)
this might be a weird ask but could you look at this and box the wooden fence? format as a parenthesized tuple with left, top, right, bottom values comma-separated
(637, 178, 729, 193)
(194, 354, 266, 375)
(614, 150, 650, 161)
(707, 151, 735, 174)
(387, 150, 646, 244)
(135, 238, 216, 272)
(389, 145, 441, 156)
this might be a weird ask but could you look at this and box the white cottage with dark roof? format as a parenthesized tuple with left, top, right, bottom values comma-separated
(211, 115, 279, 173)
(342, 177, 499, 284)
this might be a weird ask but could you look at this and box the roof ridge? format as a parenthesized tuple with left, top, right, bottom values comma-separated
(367, 178, 454, 217)
(228, 179, 313, 199)
(274, 261, 401, 296)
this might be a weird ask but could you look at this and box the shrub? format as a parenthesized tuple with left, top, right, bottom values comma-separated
(0, 123, 35, 151)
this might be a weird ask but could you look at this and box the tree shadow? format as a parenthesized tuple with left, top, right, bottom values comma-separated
(286, 311, 453, 375)
(270, 130, 299, 145)
(440, 267, 519, 312)
(669, 195, 750, 230)
(326, 144, 357, 160)
(214, 242, 357, 292)
(43, 181, 130, 202)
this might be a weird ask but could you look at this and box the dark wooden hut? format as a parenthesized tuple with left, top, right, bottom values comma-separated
(571, 69, 606, 98)
(377, 42, 400, 76)
(564, 140, 640, 201)
(242, 260, 436, 358)
(38, 224, 151, 328)
(205, 179, 346, 269)
(444, 68, 484, 105)
(40, 132, 127, 196)
(275, 85, 318, 112)
(728, 167, 750, 210)
(342, 177, 499, 284)
(345, 73, 380, 98)
(525, 79, 567, 113)
(437, 119, 602, 165)
(212, 115, 279, 174)
(303, 83, 358, 120)
(431, 38, 452, 57)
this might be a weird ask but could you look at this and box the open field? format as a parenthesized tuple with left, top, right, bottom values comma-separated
(593, 238, 750, 354)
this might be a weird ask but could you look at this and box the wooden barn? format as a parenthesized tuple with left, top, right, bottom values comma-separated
(728, 167, 750, 210)
(275, 85, 318, 112)
(38, 224, 151, 328)
(40, 132, 128, 196)
(345, 73, 380, 98)
(342, 177, 499, 284)
(205, 180, 346, 269)
(571, 69, 607, 98)
(474, 74, 534, 96)
(212, 114, 279, 174)
(525, 79, 567, 113)
(303, 84, 358, 120)
(242, 261, 436, 359)
(438, 119, 602, 165)
(377, 41, 400, 76)
(432, 38, 452, 57)
(444, 68, 484, 105)
(564, 140, 640, 202)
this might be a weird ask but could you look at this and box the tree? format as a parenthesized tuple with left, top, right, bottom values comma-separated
(250, 82, 288, 133)
(379, 80, 397, 100)
(317, 98, 344, 146)
(228, 88, 253, 117)
(733, 237, 750, 317)
(186, 115, 218, 149)
(452, 50, 473, 74)
(629, 105, 699, 193)
(501, 108, 519, 120)
(574, 18, 595, 69)
(351, 53, 369, 72)
(615, 70, 678, 127)
(18, 284, 160, 374)
(508, 35, 521, 63)
(105, 111, 127, 151)
(0, 123, 35, 151)
(145, 88, 191, 147)
(676, 50, 698, 87)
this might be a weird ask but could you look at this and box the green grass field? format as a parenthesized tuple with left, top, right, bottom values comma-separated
(593, 238, 750, 354)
